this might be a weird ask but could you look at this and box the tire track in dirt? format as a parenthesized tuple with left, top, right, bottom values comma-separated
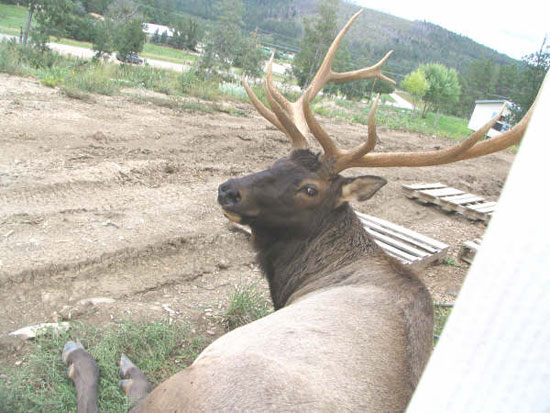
(0, 74, 516, 353)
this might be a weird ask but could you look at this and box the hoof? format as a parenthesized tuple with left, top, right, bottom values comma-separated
(120, 353, 138, 378)
(62, 339, 84, 365)
(119, 378, 133, 395)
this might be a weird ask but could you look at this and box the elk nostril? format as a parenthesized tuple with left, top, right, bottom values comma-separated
(218, 182, 241, 206)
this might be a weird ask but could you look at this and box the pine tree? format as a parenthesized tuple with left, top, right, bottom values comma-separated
(291, 0, 340, 88)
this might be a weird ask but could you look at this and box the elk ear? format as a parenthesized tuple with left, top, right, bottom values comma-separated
(338, 175, 387, 204)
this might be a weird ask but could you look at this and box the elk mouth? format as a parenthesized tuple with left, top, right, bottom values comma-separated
(222, 209, 244, 223)
(220, 205, 260, 225)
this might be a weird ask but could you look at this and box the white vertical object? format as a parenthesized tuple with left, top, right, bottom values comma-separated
(407, 74, 550, 412)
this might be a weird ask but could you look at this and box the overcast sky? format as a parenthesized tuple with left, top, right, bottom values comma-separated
(353, 0, 548, 60)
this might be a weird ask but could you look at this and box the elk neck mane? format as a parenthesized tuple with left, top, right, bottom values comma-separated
(247, 151, 380, 309)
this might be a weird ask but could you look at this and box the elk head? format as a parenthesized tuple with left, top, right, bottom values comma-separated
(218, 10, 533, 238)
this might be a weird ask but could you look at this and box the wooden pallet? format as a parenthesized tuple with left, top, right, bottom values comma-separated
(458, 238, 483, 264)
(402, 183, 496, 223)
(230, 212, 449, 269)
(355, 212, 449, 268)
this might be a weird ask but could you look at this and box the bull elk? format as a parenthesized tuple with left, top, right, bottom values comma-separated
(62, 10, 533, 412)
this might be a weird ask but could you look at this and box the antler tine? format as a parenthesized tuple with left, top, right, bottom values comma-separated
(303, 92, 382, 172)
(242, 75, 286, 135)
(308, 9, 396, 101)
(349, 103, 534, 168)
(242, 57, 308, 150)
(263, 58, 309, 149)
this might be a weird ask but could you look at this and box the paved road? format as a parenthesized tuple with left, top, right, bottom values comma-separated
(0, 34, 190, 72)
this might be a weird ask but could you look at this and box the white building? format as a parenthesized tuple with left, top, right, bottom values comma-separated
(468, 99, 514, 138)
(143, 23, 174, 38)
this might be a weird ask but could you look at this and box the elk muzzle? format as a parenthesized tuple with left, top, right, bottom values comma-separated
(218, 179, 241, 208)
(218, 178, 261, 223)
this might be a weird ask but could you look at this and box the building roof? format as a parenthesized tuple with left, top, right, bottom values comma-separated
(143, 23, 174, 36)
(474, 99, 514, 108)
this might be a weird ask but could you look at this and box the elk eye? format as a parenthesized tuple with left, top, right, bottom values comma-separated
(300, 185, 318, 197)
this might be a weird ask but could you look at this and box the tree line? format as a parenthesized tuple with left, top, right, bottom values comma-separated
(6, 0, 548, 121)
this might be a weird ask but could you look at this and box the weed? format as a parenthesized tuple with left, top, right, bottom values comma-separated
(224, 283, 272, 331)
(61, 86, 94, 102)
(443, 257, 459, 267)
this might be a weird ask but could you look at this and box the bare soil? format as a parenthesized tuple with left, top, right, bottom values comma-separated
(0, 74, 515, 364)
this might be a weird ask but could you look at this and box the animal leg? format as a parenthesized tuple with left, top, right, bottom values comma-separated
(62, 340, 100, 413)
(119, 353, 152, 405)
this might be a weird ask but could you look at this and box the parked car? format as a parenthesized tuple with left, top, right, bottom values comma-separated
(116, 52, 144, 65)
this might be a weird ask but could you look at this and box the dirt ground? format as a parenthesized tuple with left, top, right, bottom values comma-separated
(0, 74, 515, 364)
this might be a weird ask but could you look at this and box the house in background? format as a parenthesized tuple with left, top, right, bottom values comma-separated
(468, 100, 514, 138)
(143, 23, 174, 39)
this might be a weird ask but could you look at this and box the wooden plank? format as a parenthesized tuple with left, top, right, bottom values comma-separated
(367, 231, 430, 259)
(403, 183, 496, 223)
(359, 218, 439, 254)
(374, 240, 420, 264)
(462, 209, 490, 223)
(458, 239, 482, 264)
(402, 183, 447, 191)
(420, 188, 465, 197)
(467, 202, 497, 212)
(441, 194, 485, 205)
(356, 212, 449, 250)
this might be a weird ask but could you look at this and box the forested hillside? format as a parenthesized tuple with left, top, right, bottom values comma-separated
(3, 0, 543, 118)
(172, 0, 518, 78)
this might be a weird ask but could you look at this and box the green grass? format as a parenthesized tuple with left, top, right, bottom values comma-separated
(0, 36, 475, 141)
(142, 42, 197, 65)
(0, 4, 196, 65)
(315, 98, 472, 140)
(443, 257, 459, 267)
(0, 3, 27, 36)
(224, 283, 272, 331)
(0, 319, 207, 412)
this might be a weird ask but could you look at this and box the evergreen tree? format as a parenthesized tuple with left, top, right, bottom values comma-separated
(495, 64, 519, 99)
(92, 19, 115, 59)
(31, 0, 75, 49)
(201, 0, 245, 72)
(113, 18, 146, 58)
(465, 58, 498, 99)
(512, 39, 549, 121)
(291, 0, 340, 88)
(200, 0, 265, 77)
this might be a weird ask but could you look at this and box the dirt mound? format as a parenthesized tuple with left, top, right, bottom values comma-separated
(0, 74, 515, 364)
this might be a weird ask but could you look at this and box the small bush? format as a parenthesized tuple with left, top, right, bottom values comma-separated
(179, 67, 221, 101)
(64, 63, 118, 95)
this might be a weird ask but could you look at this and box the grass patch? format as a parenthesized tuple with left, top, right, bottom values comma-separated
(0, 3, 27, 36)
(443, 257, 459, 267)
(0, 40, 475, 141)
(142, 42, 197, 65)
(0, 319, 207, 412)
(314, 98, 472, 140)
(224, 283, 272, 331)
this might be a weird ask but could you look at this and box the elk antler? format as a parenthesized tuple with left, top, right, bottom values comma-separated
(242, 9, 393, 151)
(245, 9, 534, 173)
(347, 103, 534, 168)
